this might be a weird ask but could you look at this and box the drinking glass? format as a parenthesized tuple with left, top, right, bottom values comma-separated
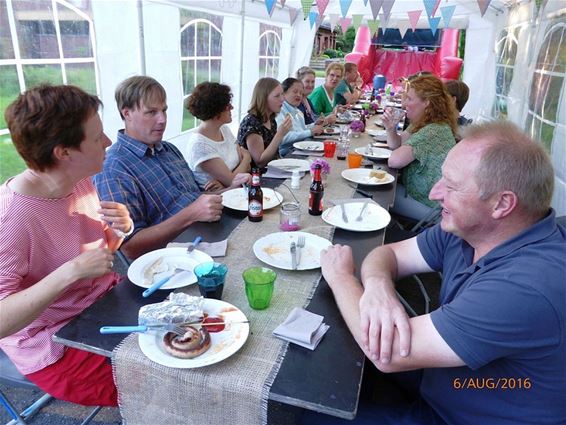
(323, 140, 336, 158)
(243, 267, 276, 310)
(194, 262, 228, 300)
(347, 152, 363, 168)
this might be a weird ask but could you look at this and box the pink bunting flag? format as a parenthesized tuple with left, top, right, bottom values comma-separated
(408, 10, 422, 32)
(339, 17, 352, 33)
(370, 0, 384, 21)
(477, 0, 492, 17)
(289, 7, 300, 25)
(317, 0, 329, 16)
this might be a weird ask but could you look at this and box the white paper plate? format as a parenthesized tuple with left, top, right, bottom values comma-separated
(253, 231, 332, 271)
(368, 129, 387, 141)
(267, 158, 311, 173)
(128, 248, 213, 289)
(322, 202, 391, 232)
(138, 299, 249, 368)
(293, 141, 324, 152)
(341, 168, 395, 186)
(355, 146, 391, 159)
(221, 187, 282, 211)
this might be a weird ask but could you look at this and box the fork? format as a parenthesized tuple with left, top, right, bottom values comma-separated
(100, 323, 186, 336)
(355, 202, 370, 221)
(296, 235, 306, 267)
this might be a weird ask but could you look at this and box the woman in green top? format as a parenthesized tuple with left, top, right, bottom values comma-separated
(383, 74, 458, 221)
(308, 62, 344, 116)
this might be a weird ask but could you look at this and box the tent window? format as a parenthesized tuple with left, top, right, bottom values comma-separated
(258, 25, 281, 78)
(526, 23, 566, 152)
(493, 26, 521, 119)
(0, 0, 97, 136)
(180, 12, 223, 131)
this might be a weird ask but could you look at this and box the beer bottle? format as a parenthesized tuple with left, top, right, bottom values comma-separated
(308, 164, 324, 216)
(248, 167, 263, 222)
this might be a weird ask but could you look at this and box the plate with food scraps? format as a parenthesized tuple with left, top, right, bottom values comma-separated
(138, 298, 249, 368)
(253, 231, 332, 271)
(341, 168, 395, 186)
(354, 146, 391, 160)
(128, 247, 213, 289)
(322, 201, 391, 232)
(321, 126, 339, 135)
(267, 158, 311, 173)
(293, 141, 324, 152)
(221, 187, 283, 211)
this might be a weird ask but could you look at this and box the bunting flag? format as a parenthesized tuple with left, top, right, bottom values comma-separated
(367, 19, 380, 36)
(535, 0, 546, 10)
(423, 0, 437, 17)
(363, 0, 369, 5)
(428, 15, 441, 35)
(329, 13, 340, 32)
(440, 5, 456, 28)
(477, 0, 492, 17)
(352, 14, 364, 31)
(408, 10, 422, 32)
(300, 0, 313, 19)
(265, 0, 277, 17)
(432, 0, 442, 17)
(398, 20, 410, 39)
(309, 11, 318, 28)
(369, 0, 384, 20)
(339, 17, 352, 33)
(317, 0, 329, 16)
(379, 12, 390, 29)
(289, 7, 300, 25)
(280, 0, 286, 7)
(382, 0, 395, 20)
(339, 0, 353, 18)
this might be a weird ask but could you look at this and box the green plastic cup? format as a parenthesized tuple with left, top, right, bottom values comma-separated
(243, 267, 276, 310)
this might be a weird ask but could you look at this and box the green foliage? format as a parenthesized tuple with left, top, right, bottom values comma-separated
(335, 27, 356, 54)
(323, 49, 344, 58)
(0, 139, 26, 184)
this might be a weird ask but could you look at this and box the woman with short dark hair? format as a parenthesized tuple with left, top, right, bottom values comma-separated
(185, 82, 251, 190)
(0, 84, 132, 406)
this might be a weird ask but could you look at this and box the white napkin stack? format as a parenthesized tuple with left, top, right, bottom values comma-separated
(293, 150, 324, 157)
(167, 239, 228, 257)
(263, 168, 306, 179)
(273, 307, 329, 350)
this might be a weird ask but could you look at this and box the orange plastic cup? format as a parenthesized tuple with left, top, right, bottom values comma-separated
(323, 140, 337, 158)
(347, 152, 363, 168)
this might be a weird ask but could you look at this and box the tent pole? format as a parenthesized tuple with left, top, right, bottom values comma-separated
(137, 0, 146, 75)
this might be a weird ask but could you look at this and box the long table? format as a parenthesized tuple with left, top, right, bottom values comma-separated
(54, 131, 397, 422)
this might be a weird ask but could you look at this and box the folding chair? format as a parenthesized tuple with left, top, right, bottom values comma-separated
(0, 349, 101, 425)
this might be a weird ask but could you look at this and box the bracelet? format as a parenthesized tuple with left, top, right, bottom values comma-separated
(114, 219, 134, 239)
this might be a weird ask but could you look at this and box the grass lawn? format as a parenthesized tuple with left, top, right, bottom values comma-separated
(0, 138, 26, 183)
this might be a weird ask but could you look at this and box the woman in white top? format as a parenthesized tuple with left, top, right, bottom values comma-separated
(185, 82, 251, 190)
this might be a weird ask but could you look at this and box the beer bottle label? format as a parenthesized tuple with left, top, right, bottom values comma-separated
(251, 175, 261, 185)
(248, 200, 263, 216)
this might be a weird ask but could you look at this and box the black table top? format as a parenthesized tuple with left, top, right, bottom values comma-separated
(54, 168, 397, 420)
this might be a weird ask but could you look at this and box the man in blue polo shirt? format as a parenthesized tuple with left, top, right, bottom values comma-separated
(316, 121, 566, 424)
(94, 76, 226, 259)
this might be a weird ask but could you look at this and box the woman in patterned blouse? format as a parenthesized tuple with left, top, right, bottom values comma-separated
(236, 78, 292, 167)
(383, 75, 458, 221)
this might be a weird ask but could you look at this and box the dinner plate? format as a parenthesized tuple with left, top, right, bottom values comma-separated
(221, 187, 283, 211)
(128, 248, 213, 289)
(368, 129, 387, 141)
(267, 158, 311, 173)
(138, 299, 249, 368)
(293, 141, 324, 152)
(355, 146, 391, 159)
(322, 202, 391, 232)
(252, 231, 332, 270)
(321, 126, 339, 135)
(341, 168, 395, 186)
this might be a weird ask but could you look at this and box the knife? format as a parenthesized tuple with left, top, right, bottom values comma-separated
(290, 242, 297, 270)
(340, 203, 349, 223)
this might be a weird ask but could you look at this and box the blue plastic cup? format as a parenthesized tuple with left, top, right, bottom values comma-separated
(194, 262, 227, 300)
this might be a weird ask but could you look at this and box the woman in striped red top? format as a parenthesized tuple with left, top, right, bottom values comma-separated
(0, 85, 132, 406)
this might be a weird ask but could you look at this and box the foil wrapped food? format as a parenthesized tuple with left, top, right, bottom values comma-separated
(139, 293, 204, 325)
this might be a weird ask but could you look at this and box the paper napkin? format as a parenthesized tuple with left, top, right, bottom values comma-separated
(167, 239, 228, 257)
(293, 150, 324, 157)
(273, 307, 329, 350)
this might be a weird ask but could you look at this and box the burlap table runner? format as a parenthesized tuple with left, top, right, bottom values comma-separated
(112, 144, 369, 425)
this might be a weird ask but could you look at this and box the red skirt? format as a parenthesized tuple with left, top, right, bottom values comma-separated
(26, 347, 118, 407)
